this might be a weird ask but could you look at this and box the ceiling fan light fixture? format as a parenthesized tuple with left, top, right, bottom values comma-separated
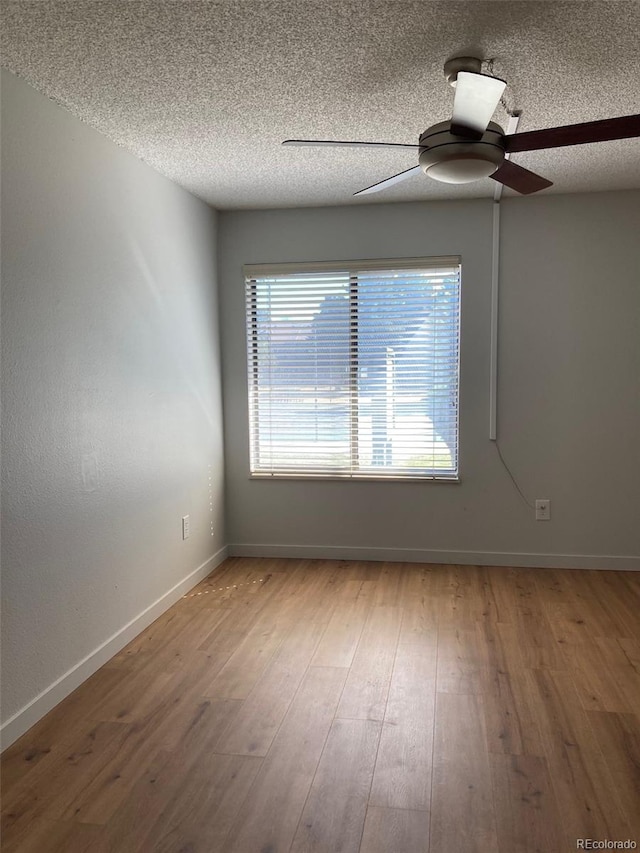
(424, 156, 501, 184)
(418, 120, 505, 184)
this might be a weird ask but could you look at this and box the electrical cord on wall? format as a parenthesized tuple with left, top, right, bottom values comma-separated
(493, 440, 535, 510)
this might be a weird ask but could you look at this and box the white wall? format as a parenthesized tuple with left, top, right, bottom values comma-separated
(218, 192, 640, 569)
(0, 71, 226, 746)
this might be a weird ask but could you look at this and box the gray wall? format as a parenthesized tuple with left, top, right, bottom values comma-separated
(1, 71, 225, 734)
(219, 192, 640, 567)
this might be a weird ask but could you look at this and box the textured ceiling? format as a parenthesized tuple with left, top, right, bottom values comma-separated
(2, 1, 640, 209)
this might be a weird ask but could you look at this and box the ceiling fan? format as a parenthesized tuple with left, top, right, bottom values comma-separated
(282, 56, 640, 196)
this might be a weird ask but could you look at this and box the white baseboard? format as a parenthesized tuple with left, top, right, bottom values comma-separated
(0, 546, 229, 752)
(229, 543, 639, 571)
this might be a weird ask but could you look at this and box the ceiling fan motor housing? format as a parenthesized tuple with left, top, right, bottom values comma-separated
(418, 121, 505, 184)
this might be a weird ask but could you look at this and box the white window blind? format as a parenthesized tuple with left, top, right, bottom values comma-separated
(245, 257, 461, 480)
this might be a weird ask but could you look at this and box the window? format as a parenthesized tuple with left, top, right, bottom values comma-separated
(244, 257, 461, 480)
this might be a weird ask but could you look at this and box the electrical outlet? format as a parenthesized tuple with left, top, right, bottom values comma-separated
(182, 515, 190, 539)
(535, 500, 551, 521)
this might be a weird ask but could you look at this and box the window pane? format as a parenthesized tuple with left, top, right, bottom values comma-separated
(248, 273, 352, 472)
(356, 269, 459, 475)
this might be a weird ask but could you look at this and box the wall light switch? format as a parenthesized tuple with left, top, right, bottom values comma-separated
(182, 515, 190, 539)
(535, 500, 551, 521)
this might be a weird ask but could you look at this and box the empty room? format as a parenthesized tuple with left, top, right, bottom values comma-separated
(1, 2, 639, 852)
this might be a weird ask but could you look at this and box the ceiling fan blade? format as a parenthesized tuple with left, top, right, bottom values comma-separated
(450, 71, 506, 139)
(490, 160, 553, 194)
(282, 139, 421, 150)
(353, 165, 422, 196)
(504, 114, 640, 153)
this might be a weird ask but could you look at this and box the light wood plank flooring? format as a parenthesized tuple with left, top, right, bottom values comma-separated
(2, 558, 639, 852)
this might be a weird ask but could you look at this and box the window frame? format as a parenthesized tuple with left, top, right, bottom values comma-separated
(243, 256, 462, 482)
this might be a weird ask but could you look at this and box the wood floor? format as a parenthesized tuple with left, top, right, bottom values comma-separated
(2, 558, 639, 853)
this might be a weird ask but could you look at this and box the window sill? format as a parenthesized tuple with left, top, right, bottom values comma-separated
(249, 473, 460, 483)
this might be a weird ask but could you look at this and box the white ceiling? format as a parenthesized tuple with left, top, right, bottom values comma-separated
(2, 1, 640, 210)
